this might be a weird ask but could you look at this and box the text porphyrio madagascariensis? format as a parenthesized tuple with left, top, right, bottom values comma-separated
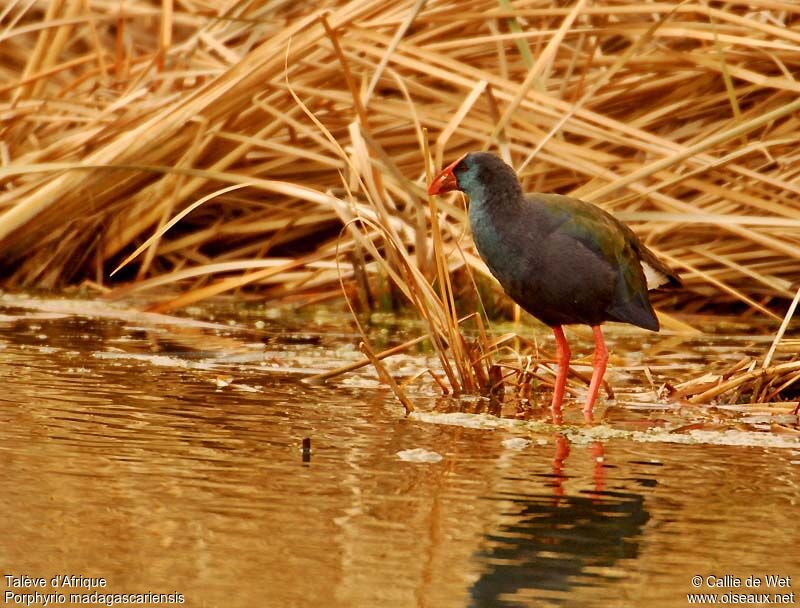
(427, 152, 681, 422)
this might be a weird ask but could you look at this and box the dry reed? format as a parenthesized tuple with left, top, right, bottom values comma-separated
(0, 1, 799, 314)
(3, 1, 800, 405)
(667, 286, 800, 406)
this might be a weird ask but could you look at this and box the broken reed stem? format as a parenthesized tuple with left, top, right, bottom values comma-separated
(359, 341, 415, 414)
(672, 360, 800, 405)
(304, 334, 429, 383)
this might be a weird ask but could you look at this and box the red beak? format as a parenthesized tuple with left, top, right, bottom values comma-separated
(427, 154, 466, 196)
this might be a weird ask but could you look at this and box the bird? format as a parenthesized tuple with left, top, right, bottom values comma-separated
(427, 152, 681, 422)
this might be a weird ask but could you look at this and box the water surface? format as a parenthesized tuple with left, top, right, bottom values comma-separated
(1, 295, 797, 607)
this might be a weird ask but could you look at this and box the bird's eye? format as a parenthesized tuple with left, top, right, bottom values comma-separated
(454, 162, 467, 174)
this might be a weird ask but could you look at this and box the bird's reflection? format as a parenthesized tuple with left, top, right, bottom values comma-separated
(469, 435, 650, 607)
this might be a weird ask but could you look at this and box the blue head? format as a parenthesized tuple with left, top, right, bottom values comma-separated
(428, 152, 522, 203)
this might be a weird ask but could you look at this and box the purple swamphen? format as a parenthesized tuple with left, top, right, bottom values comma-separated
(428, 152, 681, 421)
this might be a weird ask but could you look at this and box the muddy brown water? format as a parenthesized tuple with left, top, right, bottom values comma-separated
(0, 295, 798, 608)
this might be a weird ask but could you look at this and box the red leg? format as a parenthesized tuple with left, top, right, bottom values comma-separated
(551, 326, 570, 422)
(584, 325, 608, 417)
(591, 442, 605, 495)
(552, 435, 570, 498)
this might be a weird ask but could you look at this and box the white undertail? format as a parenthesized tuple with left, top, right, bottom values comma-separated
(642, 261, 670, 290)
